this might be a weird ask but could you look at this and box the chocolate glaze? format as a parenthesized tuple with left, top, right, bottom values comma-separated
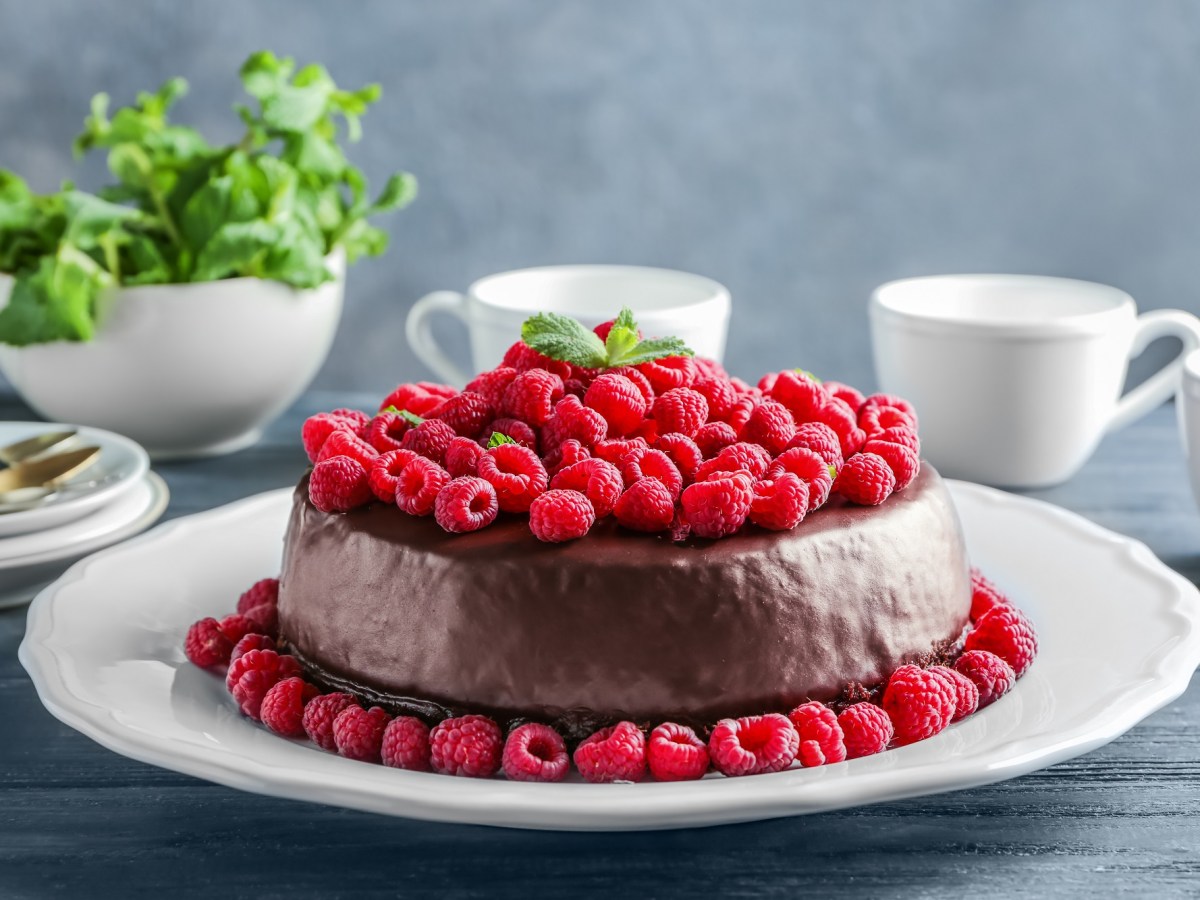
(278, 464, 971, 734)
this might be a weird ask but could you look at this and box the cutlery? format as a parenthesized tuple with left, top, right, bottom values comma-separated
(0, 447, 102, 505)
(0, 430, 78, 468)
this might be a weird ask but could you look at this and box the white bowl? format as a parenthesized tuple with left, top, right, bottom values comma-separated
(0, 254, 343, 459)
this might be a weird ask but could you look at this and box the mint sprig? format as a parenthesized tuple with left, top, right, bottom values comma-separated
(487, 431, 517, 448)
(520, 306, 693, 369)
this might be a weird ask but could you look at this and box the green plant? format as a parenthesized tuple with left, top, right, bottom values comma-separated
(0, 51, 416, 346)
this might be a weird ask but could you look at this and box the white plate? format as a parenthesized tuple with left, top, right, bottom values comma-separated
(0, 472, 168, 609)
(18, 482, 1200, 831)
(0, 422, 149, 538)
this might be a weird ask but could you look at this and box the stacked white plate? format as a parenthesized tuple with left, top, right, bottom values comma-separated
(0, 422, 168, 609)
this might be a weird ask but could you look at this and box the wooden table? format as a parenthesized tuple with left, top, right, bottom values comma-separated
(2, 393, 1197, 898)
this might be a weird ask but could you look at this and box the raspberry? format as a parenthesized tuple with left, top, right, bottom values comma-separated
(302, 693, 358, 751)
(788, 702, 847, 767)
(368, 449, 421, 503)
(741, 399, 796, 456)
(724, 393, 759, 432)
(328, 408, 372, 433)
(502, 723, 570, 782)
(445, 436, 486, 478)
(933, 666, 980, 722)
(399, 419, 457, 465)
(585, 373, 648, 437)
(646, 722, 710, 781)
(217, 613, 262, 645)
(836, 452, 896, 506)
(861, 439, 920, 491)
(614, 477, 676, 532)
(681, 471, 754, 539)
(381, 716, 432, 771)
(860, 393, 919, 430)
(695, 442, 772, 482)
(620, 447, 684, 499)
(970, 568, 1010, 622)
(542, 395, 608, 449)
(964, 604, 1038, 676)
(954, 649, 1017, 708)
(873, 425, 921, 455)
(237, 577, 279, 622)
(309, 456, 372, 512)
(301, 412, 356, 462)
(542, 438, 592, 477)
(749, 473, 810, 530)
(184, 617, 233, 668)
(434, 476, 500, 533)
(766, 447, 834, 511)
(787, 422, 843, 467)
(502, 368, 565, 426)
(654, 433, 703, 484)
(694, 356, 729, 381)
(333, 705, 390, 762)
(837, 703, 894, 759)
(693, 421, 739, 459)
(480, 417, 538, 453)
(594, 437, 648, 466)
(822, 381, 866, 411)
(692, 375, 736, 421)
(881, 664, 957, 746)
(365, 410, 410, 454)
(636, 355, 697, 394)
(465, 367, 519, 409)
(381, 382, 455, 416)
(477, 443, 549, 513)
(431, 391, 494, 437)
(573, 721, 647, 783)
(550, 458, 624, 518)
(709, 714, 799, 776)
(608, 366, 655, 405)
(259, 677, 321, 738)
(230, 632, 274, 665)
(814, 398, 867, 457)
(767, 370, 826, 423)
(430, 714, 503, 777)
(226, 649, 301, 720)
(393, 457, 451, 516)
(502, 341, 572, 379)
(529, 489, 596, 542)
(317, 428, 379, 470)
(652, 388, 709, 438)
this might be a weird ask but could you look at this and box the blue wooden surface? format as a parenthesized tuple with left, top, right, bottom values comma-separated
(1, 394, 1197, 899)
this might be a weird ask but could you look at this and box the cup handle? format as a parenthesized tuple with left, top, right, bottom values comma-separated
(1107, 309, 1200, 433)
(405, 291, 472, 388)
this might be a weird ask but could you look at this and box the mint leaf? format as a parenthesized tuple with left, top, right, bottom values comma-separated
(609, 335, 693, 367)
(603, 305, 640, 364)
(521, 311, 607, 368)
(487, 431, 517, 448)
(399, 410, 425, 426)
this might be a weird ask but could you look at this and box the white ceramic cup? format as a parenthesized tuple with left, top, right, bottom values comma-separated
(405, 265, 731, 387)
(1178, 349, 1200, 510)
(870, 274, 1200, 488)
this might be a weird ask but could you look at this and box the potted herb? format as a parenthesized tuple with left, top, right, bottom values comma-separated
(0, 51, 416, 457)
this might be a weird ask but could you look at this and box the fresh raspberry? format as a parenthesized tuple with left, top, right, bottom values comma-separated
(692, 375, 736, 421)
(573, 721, 646, 783)
(381, 716, 432, 771)
(502, 723, 570, 782)
(654, 433, 703, 484)
(636, 355, 697, 394)
(709, 714, 799, 776)
(365, 410, 410, 454)
(434, 476, 500, 533)
(431, 391, 494, 438)
(788, 702, 847, 767)
(741, 399, 796, 456)
(430, 714, 503, 777)
(328, 408, 373, 434)
(767, 370, 827, 423)
(381, 382, 456, 417)
(620, 447, 684, 499)
(695, 442, 772, 482)
(614, 477, 676, 532)
(594, 437, 648, 466)
(694, 356, 729, 381)
(317, 428, 380, 470)
(229, 632, 275, 665)
(964, 604, 1038, 676)
(238, 579, 279, 626)
(301, 412, 355, 462)
(970, 568, 1010, 622)
(872, 425, 921, 455)
(757, 372, 780, 393)
(226, 649, 301, 720)
(693, 421, 739, 459)
(528, 489, 596, 542)
(585, 372, 648, 437)
(837, 703, 894, 758)
(367, 449, 420, 503)
(652, 388, 709, 438)
(445, 436, 486, 478)
(787, 422, 843, 467)
(724, 393, 759, 432)
(836, 452, 896, 506)
(646, 722, 710, 781)
(822, 381, 866, 411)
(217, 613, 263, 645)
(681, 470, 754, 539)
(399, 419, 457, 465)
(259, 677, 321, 738)
(542, 438, 592, 477)
(501, 341, 572, 379)
(608, 366, 655, 405)
(860, 393, 919, 430)
(550, 457, 624, 518)
(477, 443, 548, 513)
(954, 649, 1017, 708)
(814, 397, 867, 457)
(859, 403, 917, 437)
(766, 447, 834, 511)
(333, 705, 390, 762)
(501, 368, 565, 426)
(480, 417, 538, 453)
(393, 456, 451, 516)
(881, 664, 957, 746)
(933, 666, 980, 722)
(309, 456, 372, 512)
(302, 693, 358, 751)
(184, 617, 234, 668)
(749, 473, 810, 531)
(464, 367, 520, 409)
(542, 395, 608, 449)
(861, 439, 920, 491)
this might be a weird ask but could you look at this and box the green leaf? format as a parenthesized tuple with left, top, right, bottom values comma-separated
(0, 249, 109, 345)
(337, 218, 388, 263)
(609, 335, 694, 367)
(487, 431, 517, 448)
(191, 219, 279, 282)
(399, 410, 425, 426)
(121, 235, 171, 285)
(367, 172, 417, 214)
(521, 311, 608, 368)
(61, 190, 143, 250)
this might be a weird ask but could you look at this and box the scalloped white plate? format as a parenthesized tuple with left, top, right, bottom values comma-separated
(18, 482, 1200, 831)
